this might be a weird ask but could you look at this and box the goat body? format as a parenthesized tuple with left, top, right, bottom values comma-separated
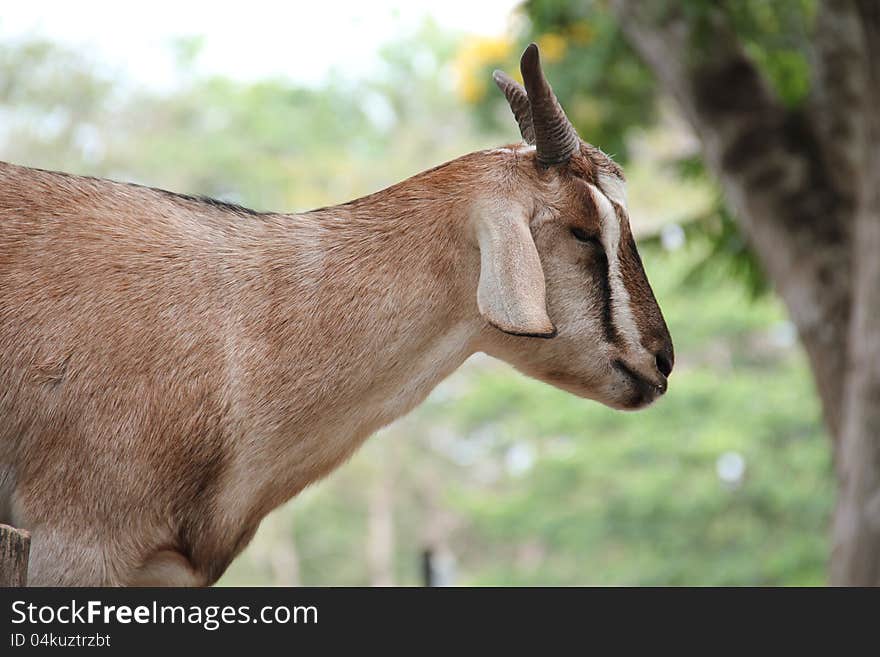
(0, 156, 491, 585)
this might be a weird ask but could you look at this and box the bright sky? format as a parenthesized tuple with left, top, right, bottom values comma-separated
(1, 0, 522, 86)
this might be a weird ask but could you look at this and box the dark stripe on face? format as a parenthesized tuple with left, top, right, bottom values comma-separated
(592, 245, 620, 345)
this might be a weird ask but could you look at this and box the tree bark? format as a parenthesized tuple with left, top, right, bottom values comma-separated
(830, 1, 880, 585)
(0, 524, 31, 587)
(611, 0, 880, 584)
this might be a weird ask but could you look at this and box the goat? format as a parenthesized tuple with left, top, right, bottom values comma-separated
(0, 44, 673, 585)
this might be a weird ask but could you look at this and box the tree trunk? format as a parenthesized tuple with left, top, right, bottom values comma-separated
(832, 171, 880, 585)
(612, 0, 880, 584)
(830, 1, 880, 585)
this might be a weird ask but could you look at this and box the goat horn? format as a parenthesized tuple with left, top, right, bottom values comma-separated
(492, 70, 536, 144)
(519, 43, 579, 166)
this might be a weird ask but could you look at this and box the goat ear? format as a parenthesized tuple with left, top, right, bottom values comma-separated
(476, 208, 557, 338)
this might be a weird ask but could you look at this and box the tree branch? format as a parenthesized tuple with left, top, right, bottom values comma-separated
(611, 0, 853, 437)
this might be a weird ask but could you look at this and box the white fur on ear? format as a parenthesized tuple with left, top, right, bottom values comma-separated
(475, 205, 556, 338)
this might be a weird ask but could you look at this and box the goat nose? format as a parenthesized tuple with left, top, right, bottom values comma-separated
(655, 350, 673, 378)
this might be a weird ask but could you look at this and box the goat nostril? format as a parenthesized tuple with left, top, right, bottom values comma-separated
(655, 352, 673, 378)
(656, 377, 668, 395)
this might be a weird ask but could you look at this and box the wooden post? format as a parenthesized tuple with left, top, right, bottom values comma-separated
(0, 524, 31, 587)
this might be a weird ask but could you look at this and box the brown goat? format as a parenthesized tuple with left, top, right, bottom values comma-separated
(0, 44, 672, 585)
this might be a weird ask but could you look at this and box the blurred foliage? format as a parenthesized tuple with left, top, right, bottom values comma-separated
(721, 0, 816, 108)
(0, 23, 489, 212)
(0, 17, 832, 586)
(640, 156, 770, 298)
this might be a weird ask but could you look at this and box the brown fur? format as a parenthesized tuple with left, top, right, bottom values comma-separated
(0, 142, 671, 585)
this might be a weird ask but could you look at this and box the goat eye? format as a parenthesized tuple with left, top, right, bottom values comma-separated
(570, 227, 601, 246)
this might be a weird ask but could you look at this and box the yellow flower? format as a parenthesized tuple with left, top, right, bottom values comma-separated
(453, 36, 513, 104)
(536, 33, 567, 63)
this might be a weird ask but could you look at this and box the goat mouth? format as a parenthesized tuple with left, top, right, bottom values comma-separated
(612, 359, 666, 408)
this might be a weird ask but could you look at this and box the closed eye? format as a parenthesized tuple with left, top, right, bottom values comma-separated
(570, 227, 602, 246)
